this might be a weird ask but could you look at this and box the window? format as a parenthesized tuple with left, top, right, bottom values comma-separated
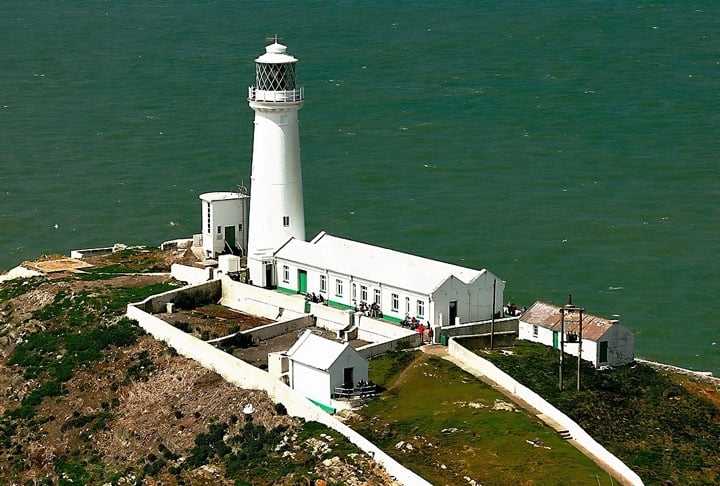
(360, 285, 367, 302)
(320, 275, 327, 293)
(283, 216, 290, 227)
(374, 289, 381, 305)
(206, 202, 211, 234)
(352, 284, 357, 300)
(405, 297, 410, 314)
(238, 223, 242, 231)
(532, 325, 538, 338)
(216, 226, 222, 240)
(417, 300, 425, 317)
(282, 265, 289, 283)
(391, 293, 399, 312)
(335, 279, 343, 297)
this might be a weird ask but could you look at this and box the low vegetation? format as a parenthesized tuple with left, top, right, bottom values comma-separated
(349, 351, 611, 485)
(0, 252, 395, 485)
(474, 340, 720, 485)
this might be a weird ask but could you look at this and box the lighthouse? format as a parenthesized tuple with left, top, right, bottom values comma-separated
(246, 41, 306, 287)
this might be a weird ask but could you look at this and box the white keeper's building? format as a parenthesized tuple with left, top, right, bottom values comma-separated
(274, 231, 504, 327)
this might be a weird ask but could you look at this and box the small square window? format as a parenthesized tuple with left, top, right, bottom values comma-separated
(320, 275, 327, 292)
(532, 325, 538, 338)
(282, 265, 289, 283)
(374, 289, 381, 305)
(360, 285, 367, 302)
(416, 300, 425, 317)
(391, 293, 399, 312)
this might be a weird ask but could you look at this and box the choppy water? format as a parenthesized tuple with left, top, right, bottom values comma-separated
(1, 1, 718, 373)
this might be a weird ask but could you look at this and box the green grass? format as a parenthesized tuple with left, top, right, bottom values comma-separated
(475, 340, 720, 485)
(358, 352, 610, 485)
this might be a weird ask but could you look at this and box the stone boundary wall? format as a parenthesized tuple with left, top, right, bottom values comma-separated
(242, 315, 315, 342)
(125, 302, 430, 486)
(454, 332, 517, 349)
(357, 334, 422, 359)
(354, 315, 422, 359)
(171, 263, 213, 284)
(448, 338, 644, 486)
(439, 317, 518, 339)
(220, 277, 306, 321)
(70, 246, 114, 259)
(308, 302, 353, 330)
(133, 280, 222, 314)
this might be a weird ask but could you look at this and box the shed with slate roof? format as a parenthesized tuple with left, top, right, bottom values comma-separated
(518, 301, 634, 368)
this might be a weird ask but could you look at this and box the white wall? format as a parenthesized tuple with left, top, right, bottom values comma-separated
(604, 325, 635, 367)
(328, 349, 369, 392)
(242, 315, 314, 342)
(220, 276, 306, 320)
(519, 320, 635, 368)
(126, 302, 431, 486)
(448, 337, 644, 486)
(290, 361, 331, 405)
(171, 263, 214, 285)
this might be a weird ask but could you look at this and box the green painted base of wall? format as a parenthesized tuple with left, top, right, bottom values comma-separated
(384, 315, 403, 323)
(277, 286, 297, 295)
(328, 300, 355, 310)
(308, 398, 335, 414)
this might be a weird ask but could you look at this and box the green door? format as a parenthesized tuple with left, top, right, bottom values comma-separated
(224, 226, 236, 248)
(298, 270, 307, 294)
(553, 331, 559, 349)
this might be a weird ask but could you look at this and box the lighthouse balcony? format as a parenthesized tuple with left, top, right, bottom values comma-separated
(248, 86, 304, 103)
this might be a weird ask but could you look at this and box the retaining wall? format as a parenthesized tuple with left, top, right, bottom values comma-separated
(448, 337, 644, 486)
(439, 317, 518, 339)
(220, 277, 306, 321)
(133, 280, 222, 314)
(170, 263, 214, 284)
(242, 315, 315, 342)
(126, 302, 430, 486)
(454, 332, 517, 349)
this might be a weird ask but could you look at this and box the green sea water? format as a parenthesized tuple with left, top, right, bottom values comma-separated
(1, 1, 718, 373)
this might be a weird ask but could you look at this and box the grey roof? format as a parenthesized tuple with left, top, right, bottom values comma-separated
(274, 231, 488, 294)
(286, 330, 354, 371)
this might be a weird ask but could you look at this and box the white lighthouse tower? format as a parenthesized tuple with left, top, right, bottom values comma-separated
(246, 41, 306, 287)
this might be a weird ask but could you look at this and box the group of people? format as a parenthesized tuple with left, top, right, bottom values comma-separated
(357, 301, 382, 318)
(305, 292, 326, 304)
(402, 314, 433, 343)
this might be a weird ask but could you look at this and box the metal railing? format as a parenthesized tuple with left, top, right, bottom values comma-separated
(248, 86, 304, 102)
(334, 384, 377, 400)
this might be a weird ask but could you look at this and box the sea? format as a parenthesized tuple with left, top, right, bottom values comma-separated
(1, 2, 718, 375)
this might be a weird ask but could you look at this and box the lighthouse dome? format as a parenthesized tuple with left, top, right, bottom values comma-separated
(255, 42, 298, 64)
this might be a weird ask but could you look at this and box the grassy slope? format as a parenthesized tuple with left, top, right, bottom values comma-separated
(476, 340, 720, 486)
(353, 351, 610, 485)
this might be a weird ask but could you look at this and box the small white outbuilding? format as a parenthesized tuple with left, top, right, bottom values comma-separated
(286, 330, 368, 408)
(518, 301, 635, 368)
(273, 231, 505, 327)
(199, 191, 250, 259)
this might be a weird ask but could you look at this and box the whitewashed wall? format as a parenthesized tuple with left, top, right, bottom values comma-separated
(440, 317, 518, 339)
(289, 361, 331, 405)
(126, 302, 431, 486)
(448, 337, 644, 486)
(220, 277, 306, 320)
(171, 263, 214, 285)
(242, 315, 314, 342)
